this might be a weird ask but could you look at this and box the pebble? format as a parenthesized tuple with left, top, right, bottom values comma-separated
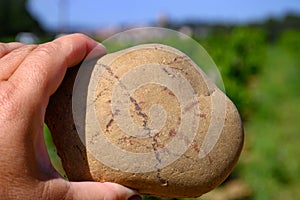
(46, 44, 244, 198)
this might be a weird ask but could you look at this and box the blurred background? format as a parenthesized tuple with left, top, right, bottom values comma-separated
(1, 0, 300, 199)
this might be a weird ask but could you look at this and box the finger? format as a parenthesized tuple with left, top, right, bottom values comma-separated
(44, 179, 141, 200)
(0, 45, 37, 81)
(67, 182, 140, 200)
(9, 33, 106, 103)
(0, 42, 25, 58)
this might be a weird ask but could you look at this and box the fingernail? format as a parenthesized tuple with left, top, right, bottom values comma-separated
(128, 194, 142, 200)
(97, 42, 107, 51)
(93, 42, 107, 54)
(86, 43, 107, 60)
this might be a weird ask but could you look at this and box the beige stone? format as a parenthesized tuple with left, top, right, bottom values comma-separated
(45, 44, 243, 198)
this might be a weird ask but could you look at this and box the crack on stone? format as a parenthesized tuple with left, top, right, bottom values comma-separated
(113, 108, 120, 116)
(152, 133, 161, 159)
(105, 118, 114, 132)
(183, 101, 198, 115)
(156, 169, 168, 187)
(199, 113, 207, 118)
(161, 67, 175, 78)
(128, 96, 166, 170)
(130, 102, 169, 186)
(129, 96, 149, 127)
(173, 56, 189, 63)
(116, 79, 127, 92)
(92, 63, 205, 182)
(168, 129, 176, 137)
(100, 64, 119, 79)
(89, 64, 130, 108)
(161, 87, 168, 91)
(118, 135, 134, 145)
(168, 91, 175, 96)
(205, 88, 216, 96)
(161, 56, 189, 66)
(88, 88, 109, 107)
(100, 64, 129, 91)
(89, 131, 101, 145)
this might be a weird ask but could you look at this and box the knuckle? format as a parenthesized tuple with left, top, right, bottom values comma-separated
(0, 82, 19, 121)
(0, 43, 10, 57)
(35, 43, 59, 59)
(0, 42, 27, 57)
(25, 43, 59, 83)
(34, 41, 68, 68)
(42, 180, 71, 200)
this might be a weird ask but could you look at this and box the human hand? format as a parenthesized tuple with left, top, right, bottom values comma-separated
(0, 34, 141, 200)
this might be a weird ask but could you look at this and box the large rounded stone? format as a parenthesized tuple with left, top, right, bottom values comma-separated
(45, 44, 243, 198)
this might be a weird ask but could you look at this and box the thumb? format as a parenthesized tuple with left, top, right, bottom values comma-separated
(44, 179, 141, 200)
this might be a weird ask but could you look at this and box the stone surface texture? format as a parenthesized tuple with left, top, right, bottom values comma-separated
(45, 44, 244, 198)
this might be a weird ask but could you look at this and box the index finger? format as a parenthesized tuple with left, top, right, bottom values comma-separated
(9, 34, 106, 103)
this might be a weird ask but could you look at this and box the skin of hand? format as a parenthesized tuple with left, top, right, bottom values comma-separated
(0, 34, 141, 200)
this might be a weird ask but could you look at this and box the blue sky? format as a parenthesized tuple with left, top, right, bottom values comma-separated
(27, 0, 300, 31)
